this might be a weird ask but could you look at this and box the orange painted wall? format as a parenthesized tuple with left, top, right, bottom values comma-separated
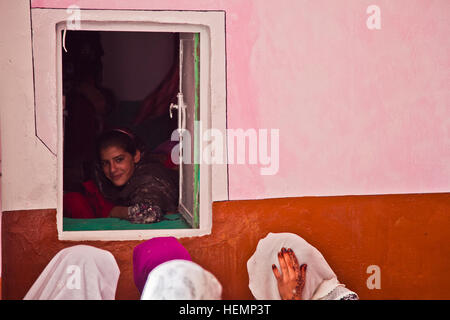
(2, 193, 450, 300)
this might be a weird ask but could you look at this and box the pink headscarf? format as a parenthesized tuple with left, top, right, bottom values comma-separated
(133, 237, 192, 294)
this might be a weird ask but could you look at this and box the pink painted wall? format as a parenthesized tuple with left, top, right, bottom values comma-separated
(0, 131, 2, 279)
(31, 0, 450, 200)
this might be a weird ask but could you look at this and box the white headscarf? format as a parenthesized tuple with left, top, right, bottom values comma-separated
(247, 232, 356, 300)
(24, 245, 120, 300)
(141, 259, 222, 300)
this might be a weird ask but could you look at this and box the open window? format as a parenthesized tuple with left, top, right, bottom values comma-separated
(31, 9, 227, 240)
(61, 30, 200, 231)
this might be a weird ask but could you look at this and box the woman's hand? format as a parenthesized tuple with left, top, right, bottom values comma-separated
(272, 247, 307, 300)
(109, 206, 129, 219)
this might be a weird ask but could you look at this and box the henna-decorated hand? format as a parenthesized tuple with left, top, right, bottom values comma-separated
(272, 247, 307, 300)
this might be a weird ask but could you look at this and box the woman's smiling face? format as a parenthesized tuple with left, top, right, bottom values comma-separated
(100, 145, 141, 187)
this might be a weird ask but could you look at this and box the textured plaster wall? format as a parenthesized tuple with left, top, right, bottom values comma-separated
(1, 1, 448, 211)
(3, 194, 450, 299)
(28, 0, 450, 201)
(0, 0, 56, 212)
(1, 0, 448, 300)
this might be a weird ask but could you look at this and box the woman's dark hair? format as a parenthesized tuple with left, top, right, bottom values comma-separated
(96, 128, 144, 161)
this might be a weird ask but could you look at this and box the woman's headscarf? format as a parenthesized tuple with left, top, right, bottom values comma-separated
(24, 245, 120, 300)
(140, 259, 222, 300)
(247, 232, 357, 300)
(133, 237, 192, 294)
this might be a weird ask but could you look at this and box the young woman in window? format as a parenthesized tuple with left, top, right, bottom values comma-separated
(95, 128, 179, 224)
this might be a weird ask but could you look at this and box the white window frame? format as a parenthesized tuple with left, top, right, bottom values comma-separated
(31, 9, 227, 241)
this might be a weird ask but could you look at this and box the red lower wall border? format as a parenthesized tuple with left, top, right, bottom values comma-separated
(2, 193, 450, 299)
